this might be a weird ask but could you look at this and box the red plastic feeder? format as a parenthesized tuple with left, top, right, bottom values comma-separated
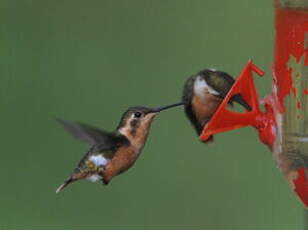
(199, 60, 308, 207)
(200, 60, 276, 149)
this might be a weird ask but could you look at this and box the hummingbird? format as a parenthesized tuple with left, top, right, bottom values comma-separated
(182, 68, 251, 141)
(56, 102, 183, 193)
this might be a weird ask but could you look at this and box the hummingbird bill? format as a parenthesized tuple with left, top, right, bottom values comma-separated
(182, 68, 251, 142)
(56, 103, 183, 193)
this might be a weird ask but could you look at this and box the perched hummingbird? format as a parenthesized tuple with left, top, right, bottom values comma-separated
(56, 103, 183, 193)
(182, 68, 251, 141)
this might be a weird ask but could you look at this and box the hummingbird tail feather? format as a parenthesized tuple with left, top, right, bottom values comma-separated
(201, 135, 214, 143)
(231, 94, 251, 111)
(55, 178, 73, 194)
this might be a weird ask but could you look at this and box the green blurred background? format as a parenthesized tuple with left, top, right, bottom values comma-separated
(0, 0, 304, 229)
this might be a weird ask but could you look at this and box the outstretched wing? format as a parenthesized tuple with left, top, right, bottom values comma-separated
(56, 118, 128, 149)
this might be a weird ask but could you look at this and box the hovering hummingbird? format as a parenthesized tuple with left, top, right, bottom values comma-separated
(182, 68, 251, 141)
(56, 103, 183, 193)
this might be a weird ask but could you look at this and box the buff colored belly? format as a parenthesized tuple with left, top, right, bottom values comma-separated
(192, 93, 223, 126)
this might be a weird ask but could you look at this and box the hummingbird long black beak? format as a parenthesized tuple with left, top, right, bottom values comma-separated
(151, 102, 184, 113)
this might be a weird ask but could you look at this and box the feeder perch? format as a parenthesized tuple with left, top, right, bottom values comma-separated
(200, 60, 276, 149)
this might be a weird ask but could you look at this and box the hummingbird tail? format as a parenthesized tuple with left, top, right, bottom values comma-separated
(201, 135, 214, 143)
(56, 178, 74, 194)
(231, 94, 251, 111)
(56, 171, 89, 193)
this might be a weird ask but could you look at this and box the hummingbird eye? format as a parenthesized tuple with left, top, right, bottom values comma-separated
(133, 111, 142, 118)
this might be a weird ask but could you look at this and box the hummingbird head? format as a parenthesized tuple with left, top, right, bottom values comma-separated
(117, 103, 183, 140)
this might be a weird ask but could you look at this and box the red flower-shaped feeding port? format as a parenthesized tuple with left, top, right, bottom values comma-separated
(200, 59, 308, 207)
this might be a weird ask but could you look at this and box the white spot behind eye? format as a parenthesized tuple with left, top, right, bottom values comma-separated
(194, 76, 219, 96)
(209, 68, 217, 72)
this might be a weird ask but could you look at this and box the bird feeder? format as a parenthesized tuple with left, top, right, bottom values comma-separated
(200, 1, 308, 207)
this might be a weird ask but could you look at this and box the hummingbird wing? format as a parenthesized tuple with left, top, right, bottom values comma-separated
(206, 70, 234, 98)
(207, 71, 251, 110)
(56, 118, 129, 149)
